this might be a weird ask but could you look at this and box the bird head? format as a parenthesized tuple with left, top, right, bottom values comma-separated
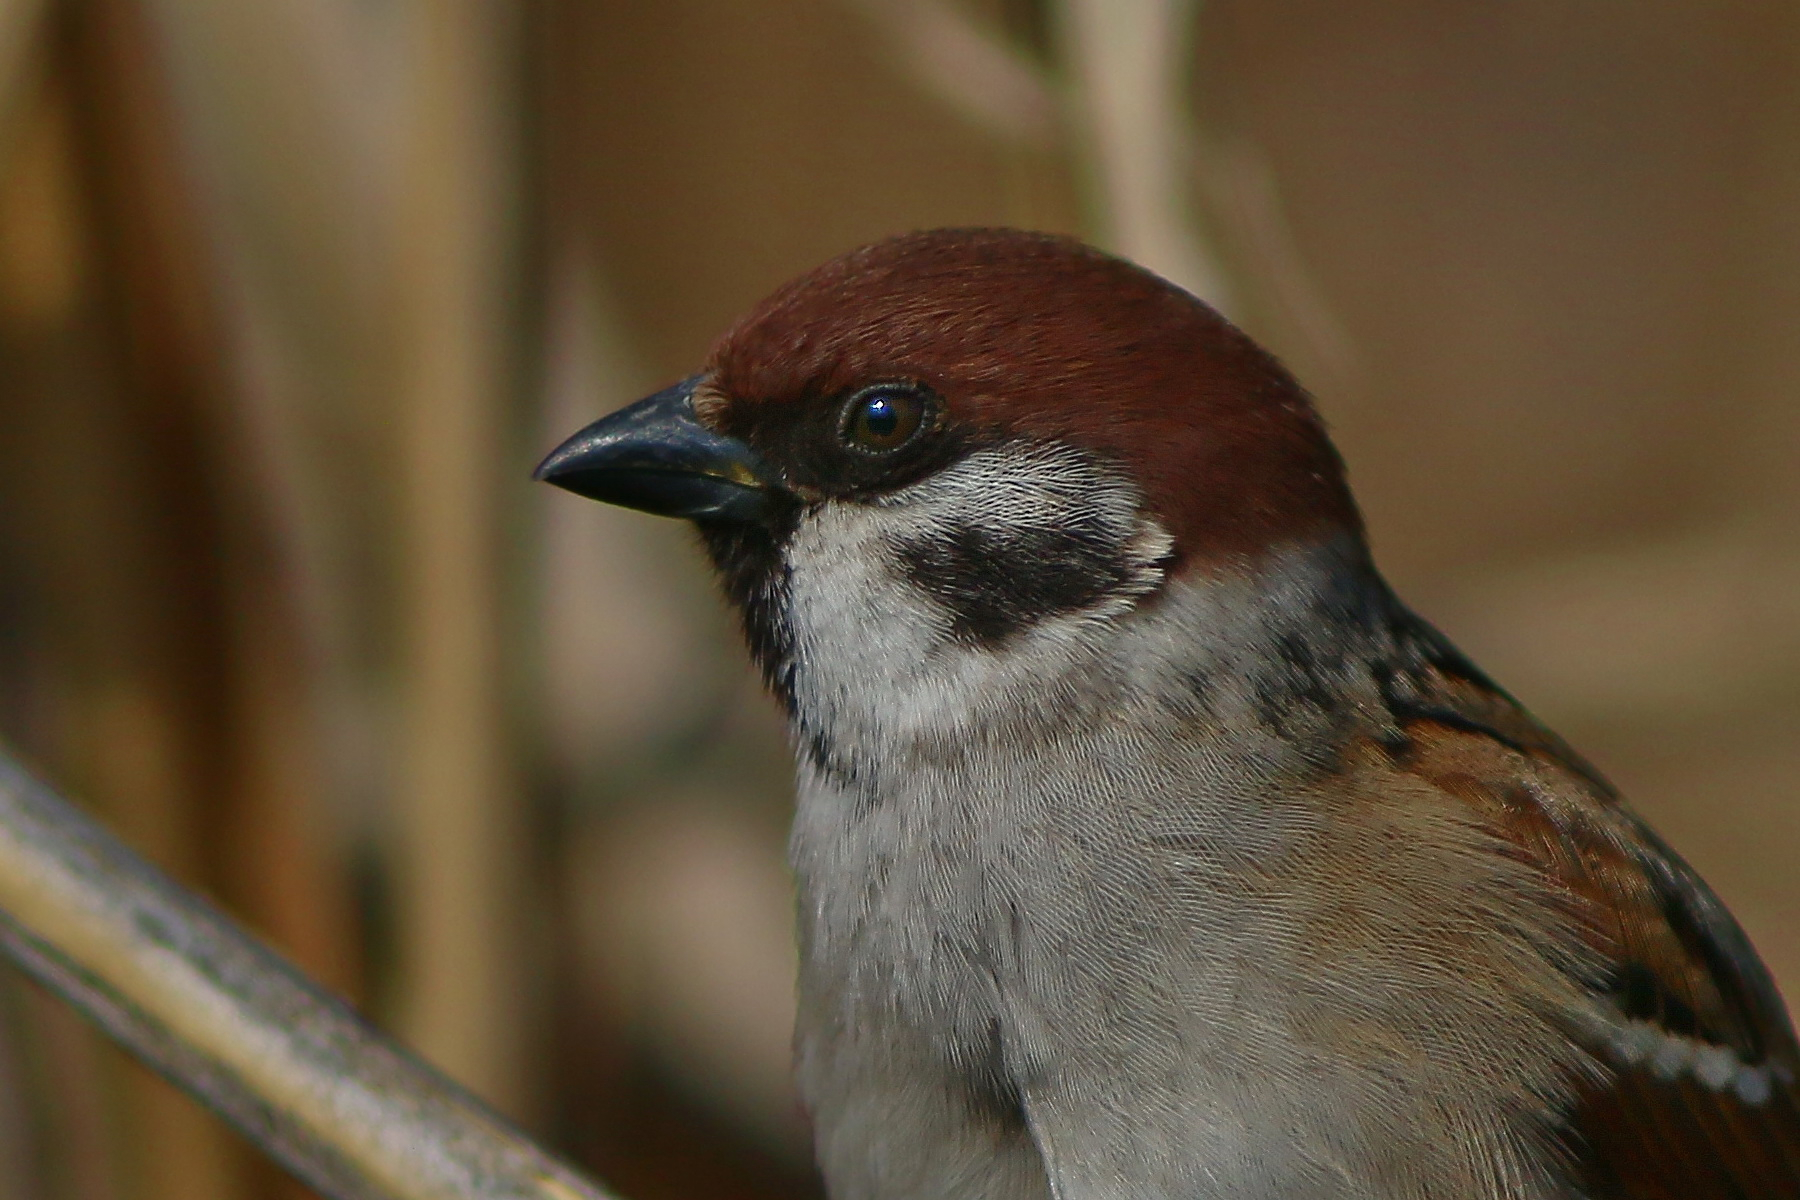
(537, 228, 1368, 750)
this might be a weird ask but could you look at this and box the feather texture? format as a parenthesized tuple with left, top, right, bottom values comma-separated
(1375, 615, 1800, 1195)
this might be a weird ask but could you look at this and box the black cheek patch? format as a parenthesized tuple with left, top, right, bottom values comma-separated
(892, 516, 1146, 646)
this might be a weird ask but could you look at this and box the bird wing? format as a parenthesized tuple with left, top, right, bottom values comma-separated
(1387, 614, 1800, 1197)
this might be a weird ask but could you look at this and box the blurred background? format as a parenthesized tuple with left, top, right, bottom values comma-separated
(0, 1, 1795, 1197)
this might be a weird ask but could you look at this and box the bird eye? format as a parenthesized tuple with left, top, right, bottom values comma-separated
(840, 386, 928, 454)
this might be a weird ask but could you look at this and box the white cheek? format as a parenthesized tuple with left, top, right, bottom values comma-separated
(783, 502, 991, 755)
(785, 501, 950, 698)
(779, 447, 1172, 759)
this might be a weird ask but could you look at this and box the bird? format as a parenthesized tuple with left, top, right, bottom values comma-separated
(535, 228, 1800, 1199)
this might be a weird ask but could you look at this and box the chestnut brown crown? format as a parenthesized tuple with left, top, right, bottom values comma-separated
(701, 228, 1363, 568)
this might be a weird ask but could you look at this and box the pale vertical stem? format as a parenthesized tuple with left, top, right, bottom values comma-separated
(1053, 0, 1230, 308)
(844, 0, 1059, 146)
(390, 0, 526, 1114)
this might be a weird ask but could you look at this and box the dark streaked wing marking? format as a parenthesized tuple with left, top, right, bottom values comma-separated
(1378, 614, 1800, 1197)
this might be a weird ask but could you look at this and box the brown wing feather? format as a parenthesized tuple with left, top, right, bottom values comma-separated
(1576, 1073, 1800, 1198)
(1382, 614, 1800, 1196)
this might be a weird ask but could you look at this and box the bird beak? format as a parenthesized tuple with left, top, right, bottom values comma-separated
(533, 376, 780, 523)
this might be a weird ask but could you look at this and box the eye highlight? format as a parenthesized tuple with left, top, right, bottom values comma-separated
(839, 385, 929, 454)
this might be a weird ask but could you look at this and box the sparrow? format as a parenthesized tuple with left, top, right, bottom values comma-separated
(535, 228, 1800, 1199)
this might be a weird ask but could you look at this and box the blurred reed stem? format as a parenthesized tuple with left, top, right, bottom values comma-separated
(0, 2, 369, 1195)
(1052, 0, 1227, 305)
(0, 745, 617, 1200)
(390, 0, 530, 1118)
(0, 0, 47, 156)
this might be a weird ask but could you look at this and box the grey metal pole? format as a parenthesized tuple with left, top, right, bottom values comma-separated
(0, 746, 618, 1200)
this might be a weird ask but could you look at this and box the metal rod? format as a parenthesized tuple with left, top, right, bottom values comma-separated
(0, 746, 618, 1200)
